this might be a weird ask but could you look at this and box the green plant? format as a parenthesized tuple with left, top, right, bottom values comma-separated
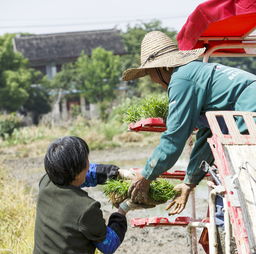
(103, 179, 177, 206)
(149, 179, 177, 203)
(70, 104, 81, 118)
(103, 180, 130, 207)
(122, 94, 169, 123)
(5, 125, 46, 145)
(0, 113, 21, 138)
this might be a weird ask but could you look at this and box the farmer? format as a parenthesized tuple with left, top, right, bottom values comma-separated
(33, 136, 142, 254)
(122, 31, 256, 215)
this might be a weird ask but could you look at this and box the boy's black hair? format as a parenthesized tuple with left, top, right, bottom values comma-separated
(44, 136, 90, 186)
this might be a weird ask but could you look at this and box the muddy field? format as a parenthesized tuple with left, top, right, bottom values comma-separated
(3, 144, 208, 254)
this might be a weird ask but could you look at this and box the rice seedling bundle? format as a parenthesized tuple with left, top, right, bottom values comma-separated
(103, 179, 177, 207)
(123, 94, 169, 123)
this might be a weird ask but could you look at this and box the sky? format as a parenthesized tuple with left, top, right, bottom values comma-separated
(0, 0, 206, 35)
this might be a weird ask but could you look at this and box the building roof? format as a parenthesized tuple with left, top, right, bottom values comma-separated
(13, 29, 126, 66)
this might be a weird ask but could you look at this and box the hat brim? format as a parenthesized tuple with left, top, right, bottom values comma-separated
(122, 47, 206, 81)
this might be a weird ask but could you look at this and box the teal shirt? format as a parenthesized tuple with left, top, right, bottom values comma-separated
(142, 61, 256, 184)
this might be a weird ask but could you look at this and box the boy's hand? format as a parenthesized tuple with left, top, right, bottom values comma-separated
(119, 198, 155, 213)
(118, 168, 140, 180)
(165, 183, 195, 215)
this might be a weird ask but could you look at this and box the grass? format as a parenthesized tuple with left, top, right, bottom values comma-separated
(0, 117, 133, 155)
(0, 162, 35, 254)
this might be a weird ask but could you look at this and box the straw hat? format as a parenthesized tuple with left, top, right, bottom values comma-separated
(122, 31, 205, 81)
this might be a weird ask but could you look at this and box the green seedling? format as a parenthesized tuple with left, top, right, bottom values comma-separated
(123, 94, 169, 123)
(103, 179, 177, 206)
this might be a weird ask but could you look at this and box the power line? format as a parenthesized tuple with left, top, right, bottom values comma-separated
(0, 15, 187, 29)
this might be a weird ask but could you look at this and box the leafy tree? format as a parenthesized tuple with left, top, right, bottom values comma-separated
(76, 47, 121, 103)
(50, 63, 78, 116)
(50, 63, 77, 91)
(0, 34, 30, 111)
(50, 48, 122, 119)
(22, 83, 51, 124)
(0, 34, 50, 117)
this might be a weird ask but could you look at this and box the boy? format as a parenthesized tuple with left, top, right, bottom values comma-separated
(34, 136, 138, 254)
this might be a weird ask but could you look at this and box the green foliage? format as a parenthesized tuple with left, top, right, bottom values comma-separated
(121, 94, 169, 123)
(103, 179, 177, 204)
(0, 34, 48, 112)
(0, 113, 21, 138)
(50, 48, 122, 119)
(50, 63, 77, 90)
(135, 76, 165, 96)
(23, 84, 51, 124)
(5, 125, 47, 145)
(67, 117, 123, 150)
(76, 48, 121, 103)
(70, 104, 81, 118)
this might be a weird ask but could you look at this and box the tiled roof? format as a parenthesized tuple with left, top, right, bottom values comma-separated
(13, 29, 126, 66)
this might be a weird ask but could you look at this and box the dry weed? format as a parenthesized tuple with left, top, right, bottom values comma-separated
(0, 163, 35, 254)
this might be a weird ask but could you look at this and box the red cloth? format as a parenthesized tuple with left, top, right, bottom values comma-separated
(177, 0, 256, 50)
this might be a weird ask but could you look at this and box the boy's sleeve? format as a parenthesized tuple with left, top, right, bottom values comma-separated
(79, 201, 127, 254)
(80, 163, 119, 187)
(94, 212, 127, 254)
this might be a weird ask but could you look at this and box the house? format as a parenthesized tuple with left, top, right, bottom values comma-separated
(13, 29, 126, 121)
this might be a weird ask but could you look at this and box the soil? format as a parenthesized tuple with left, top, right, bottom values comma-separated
(3, 144, 209, 254)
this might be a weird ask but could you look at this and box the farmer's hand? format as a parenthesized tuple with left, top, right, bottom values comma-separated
(128, 172, 157, 206)
(166, 183, 195, 215)
(119, 198, 155, 213)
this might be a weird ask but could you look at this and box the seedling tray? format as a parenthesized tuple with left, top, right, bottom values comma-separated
(131, 216, 192, 228)
(128, 118, 167, 132)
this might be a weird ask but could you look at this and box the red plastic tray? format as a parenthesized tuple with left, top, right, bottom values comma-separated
(160, 170, 186, 180)
(131, 216, 192, 228)
(128, 118, 167, 132)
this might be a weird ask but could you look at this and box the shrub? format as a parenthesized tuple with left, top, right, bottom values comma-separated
(5, 125, 47, 146)
(70, 104, 81, 118)
(0, 114, 21, 138)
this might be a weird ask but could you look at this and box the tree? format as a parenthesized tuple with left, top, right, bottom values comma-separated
(0, 34, 30, 111)
(76, 47, 121, 103)
(50, 63, 77, 91)
(22, 83, 51, 124)
(0, 33, 50, 116)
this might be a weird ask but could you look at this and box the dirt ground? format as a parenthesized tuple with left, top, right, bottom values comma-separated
(3, 144, 209, 254)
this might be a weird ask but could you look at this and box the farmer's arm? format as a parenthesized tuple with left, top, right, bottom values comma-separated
(79, 201, 127, 254)
(184, 127, 214, 185)
(80, 163, 119, 187)
(142, 79, 202, 180)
